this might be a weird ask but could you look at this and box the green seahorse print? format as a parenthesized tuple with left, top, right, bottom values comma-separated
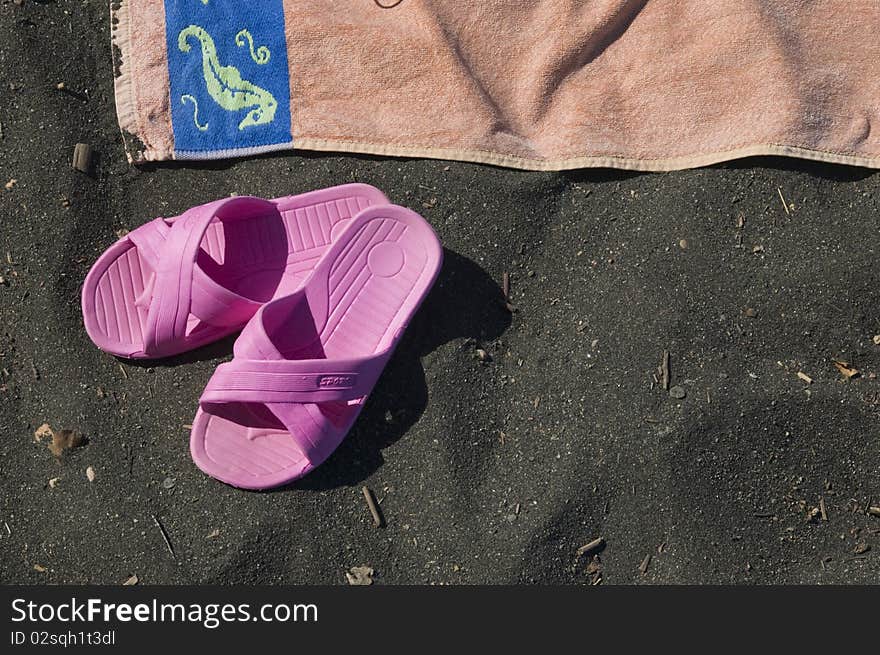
(180, 94, 209, 131)
(177, 25, 277, 131)
(235, 29, 271, 65)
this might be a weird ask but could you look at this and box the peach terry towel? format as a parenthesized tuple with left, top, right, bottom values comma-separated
(112, 0, 880, 171)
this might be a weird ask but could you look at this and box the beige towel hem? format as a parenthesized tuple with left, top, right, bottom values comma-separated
(149, 137, 880, 170)
(292, 138, 879, 173)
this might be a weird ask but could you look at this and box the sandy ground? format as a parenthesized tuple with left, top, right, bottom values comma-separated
(1, 0, 879, 585)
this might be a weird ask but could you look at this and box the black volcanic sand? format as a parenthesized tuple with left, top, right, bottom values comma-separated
(1, 0, 878, 585)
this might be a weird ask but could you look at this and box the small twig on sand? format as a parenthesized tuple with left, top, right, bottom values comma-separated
(576, 537, 606, 560)
(867, 506, 880, 518)
(777, 187, 791, 215)
(152, 514, 175, 557)
(639, 553, 652, 575)
(118, 364, 128, 380)
(501, 272, 515, 312)
(733, 216, 746, 246)
(660, 350, 670, 391)
(361, 486, 384, 528)
(819, 497, 828, 521)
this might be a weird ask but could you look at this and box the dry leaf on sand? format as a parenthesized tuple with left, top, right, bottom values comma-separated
(48, 430, 86, 458)
(34, 423, 87, 457)
(345, 566, 374, 586)
(833, 360, 859, 379)
(34, 423, 53, 443)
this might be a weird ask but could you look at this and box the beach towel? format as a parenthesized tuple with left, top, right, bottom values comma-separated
(112, 0, 880, 171)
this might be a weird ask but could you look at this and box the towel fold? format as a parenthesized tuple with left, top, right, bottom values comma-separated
(112, 0, 880, 170)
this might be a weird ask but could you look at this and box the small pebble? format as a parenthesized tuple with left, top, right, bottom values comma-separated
(162, 477, 176, 489)
(669, 385, 686, 400)
(679, 239, 688, 250)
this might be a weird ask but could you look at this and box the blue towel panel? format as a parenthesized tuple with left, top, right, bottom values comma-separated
(164, 0, 292, 157)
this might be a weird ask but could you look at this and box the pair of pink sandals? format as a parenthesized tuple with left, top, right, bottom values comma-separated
(81, 185, 443, 490)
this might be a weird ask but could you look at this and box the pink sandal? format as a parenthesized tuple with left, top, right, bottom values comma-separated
(190, 204, 443, 489)
(81, 184, 387, 359)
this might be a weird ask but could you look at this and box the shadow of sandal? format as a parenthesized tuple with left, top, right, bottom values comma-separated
(279, 247, 513, 491)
